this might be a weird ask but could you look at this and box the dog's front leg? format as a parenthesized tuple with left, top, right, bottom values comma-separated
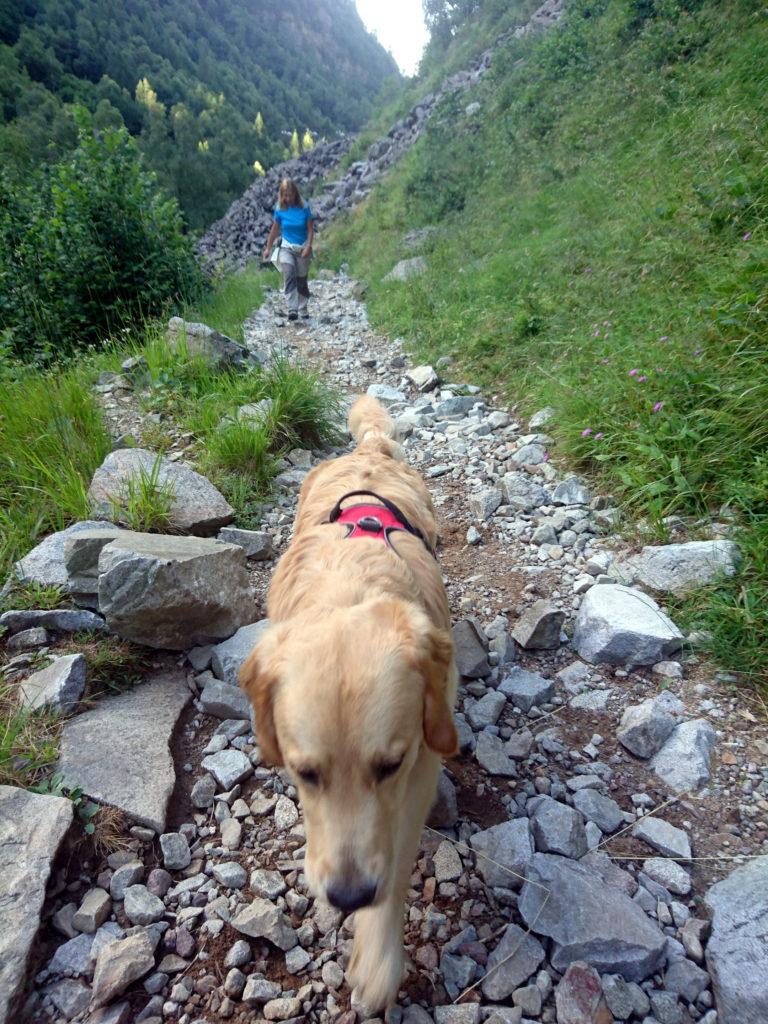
(348, 751, 442, 1015)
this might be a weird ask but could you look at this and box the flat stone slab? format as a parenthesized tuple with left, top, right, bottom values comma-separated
(58, 672, 191, 832)
(705, 855, 768, 1024)
(519, 853, 667, 982)
(613, 540, 740, 594)
(0, 786, 73, 1024)
(88, 448, 234, 535)
(0, 608, 106, 635)
(14, 521, 117, 589)
(573, 584, 683, 667)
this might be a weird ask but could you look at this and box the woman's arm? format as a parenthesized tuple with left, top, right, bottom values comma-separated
(302, 218, 314, 258)
(263, 220, 279, 261)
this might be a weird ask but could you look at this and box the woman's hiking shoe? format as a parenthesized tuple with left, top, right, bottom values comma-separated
(300, 311, 310, 319)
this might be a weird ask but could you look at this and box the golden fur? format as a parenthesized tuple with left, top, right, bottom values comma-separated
(239, 395, 458, 1012)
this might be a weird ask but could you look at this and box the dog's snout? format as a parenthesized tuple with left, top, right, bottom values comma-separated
(326, 879, 378, 914)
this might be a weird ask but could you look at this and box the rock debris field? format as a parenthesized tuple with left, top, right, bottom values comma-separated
(2, 274, 768, 1024)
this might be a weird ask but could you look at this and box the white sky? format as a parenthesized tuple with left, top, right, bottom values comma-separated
(356, 0, 429, 77)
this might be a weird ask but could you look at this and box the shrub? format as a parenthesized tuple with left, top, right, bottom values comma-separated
(0, 108, 202, 362)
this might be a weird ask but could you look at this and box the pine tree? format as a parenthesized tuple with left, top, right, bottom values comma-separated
(254, 111, 264, 136)
(301, 128, 314, 152)
(289, 129, 300, 159)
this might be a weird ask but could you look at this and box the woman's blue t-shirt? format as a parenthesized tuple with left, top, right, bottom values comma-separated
(274, 204, 313, 245)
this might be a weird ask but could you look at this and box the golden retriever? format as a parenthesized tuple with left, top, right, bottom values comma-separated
(239, 394, 458, 1012)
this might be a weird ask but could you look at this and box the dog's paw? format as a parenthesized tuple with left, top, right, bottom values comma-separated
(348, 930, 403, 1015)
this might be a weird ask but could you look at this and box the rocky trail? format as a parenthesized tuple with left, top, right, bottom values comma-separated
(2, 271, 767, 1024)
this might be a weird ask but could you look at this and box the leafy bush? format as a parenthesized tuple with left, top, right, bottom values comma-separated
(0, 110, 202, 362)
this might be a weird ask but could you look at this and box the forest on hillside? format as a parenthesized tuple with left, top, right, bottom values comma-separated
(0, 0, 399, 229)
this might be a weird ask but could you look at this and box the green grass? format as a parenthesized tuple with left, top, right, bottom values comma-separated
(182, 265, 267, 343)
(0, 684, 61, 788)
(107, 453, 177, 533)
(325, 0, 768, 690)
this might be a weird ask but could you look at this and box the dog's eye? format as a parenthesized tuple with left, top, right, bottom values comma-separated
(373, 759, 403, 783)
(296, 767, 320, 787)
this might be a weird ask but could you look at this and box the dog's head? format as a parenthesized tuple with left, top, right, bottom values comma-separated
(239, 599, 457, 914)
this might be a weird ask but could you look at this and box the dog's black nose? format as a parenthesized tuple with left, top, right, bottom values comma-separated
(326, 880, 377, 914)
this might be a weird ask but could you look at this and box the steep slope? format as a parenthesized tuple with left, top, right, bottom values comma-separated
(323, 0, 767, 685)
(0, 0, 399, 228)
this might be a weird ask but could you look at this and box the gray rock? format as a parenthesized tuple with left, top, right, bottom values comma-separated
(435, 395, 477, 417)
(570, 688, 614, 711)
(650, 991, 684, 1024)
(273, 794, 299, 830)
(0, 787, 72, 1022)
(555, 961, 609, 1024)
(499, 667, 554, 713)
(475, 731, 518, 777)
(642, 858, 691, 896)
(601, 973, 649, 1020)
(452, 619, 490, 678)
(433, 840, 463, 883)
(72, 888, 111, 933)
(201, 749, 253, 790)
(406, 365, 439, 391)
(529, 407, 555, 429)
(573, 584, 683, 667)
(159, 833, 190, 871)
(384, 256, 427, 282)
(13, 520, 117, 588)
(505, 728, 534, 759)
(580, 852, 637, 899)
(213, 862, 248, 889)
(47, 933, 94, 978)
(224, 940, 252, 969)
(366, 382, 406, 403)
(572, 789, 624, 833)
(468, 487, 503, 521)
(481, 924, 546, 1000)
(467, 691, 506, 729)
(530, 796, 588, 858)
(237, 398, 273, 425)
(705, 855, 768, 1024)
(6, 626, 48, 651)
(650, 719, 717, 793)
(263, 996, 302, 1021)
(519, 854, 667, 981)
(512, 600, 564, 650)
(217, 527, 273, 560)
(110, 862, 144, 900)
(231, 899, 298, 950)
(211, 619, 271, 685)
(663, 958, 710, 1002)
(0, 608, 106, 635)
(249, 869, 286, 899)
(427, 770, 459, 828)
(166, 316, 251, 370)
(613, 540, 740, 595)
(434, 1005, 480, 1023)
(242, 975, 282, 1005)
(87, 1001, 132, 1024)
(90, 932, 156, 1007)
(58, 672, 191, 832)
(511, 443, 547, 466)
(469, 819, 534, 889)
(200, 678, 251, 720)
(123, 885, 165, 925)
(18, 653, 86, 712)
(552, 477, 592, 505)
(96, 532, 255, 650)
(190, 774, 216, 809)
(63, 527, 122, 605)
(532, 523, 558, 546)
(44, 977, 91, 1018)
(633, 817, 691, 859)
(617, 693, 684, 758)
(88, 448, 234, 534)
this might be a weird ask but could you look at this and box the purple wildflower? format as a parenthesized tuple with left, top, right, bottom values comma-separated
(653, 401, 664, 413)
(694, 348, 704, 357)
(743, 231, 752, 241)
(543, 451, 550, 462)
(628, 368, 640, 377)
(594, 432, 604, 440)
(638, 375, 647, 382)
(660, 335, 669, 342)
(581, 428, 593, 437)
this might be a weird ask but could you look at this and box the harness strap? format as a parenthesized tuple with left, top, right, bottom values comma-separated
(327, 490, 436, 559)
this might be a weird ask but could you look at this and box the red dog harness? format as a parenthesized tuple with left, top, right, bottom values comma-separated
(327, 490, 436, 558)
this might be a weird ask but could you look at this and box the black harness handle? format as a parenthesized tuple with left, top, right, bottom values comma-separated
(327, 490, 436, 558)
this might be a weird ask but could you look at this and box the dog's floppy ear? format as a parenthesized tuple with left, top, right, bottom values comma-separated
(418, 626, 458, 757)
(238, 634, 283, 766)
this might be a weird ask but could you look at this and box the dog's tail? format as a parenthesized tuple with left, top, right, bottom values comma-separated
(348, 395, 402, 458)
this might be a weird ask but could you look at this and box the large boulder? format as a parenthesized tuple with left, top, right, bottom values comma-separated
(384, 256, 427, 282)
(13, 520, 117, 589)
(0, 787, 73, 1024)
(705, 856, 768, 1024)
(166, 316, 253, 370)
(58, 672, 192, 832)
(88, 449, 234, 535)
(613, 540, 740, 595)
(573, 584, 683, 667)
(518, 854, 667, 982)
(96, 532, 255, 649)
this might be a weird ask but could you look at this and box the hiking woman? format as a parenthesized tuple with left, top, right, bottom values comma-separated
(263, 178, 314, 321)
